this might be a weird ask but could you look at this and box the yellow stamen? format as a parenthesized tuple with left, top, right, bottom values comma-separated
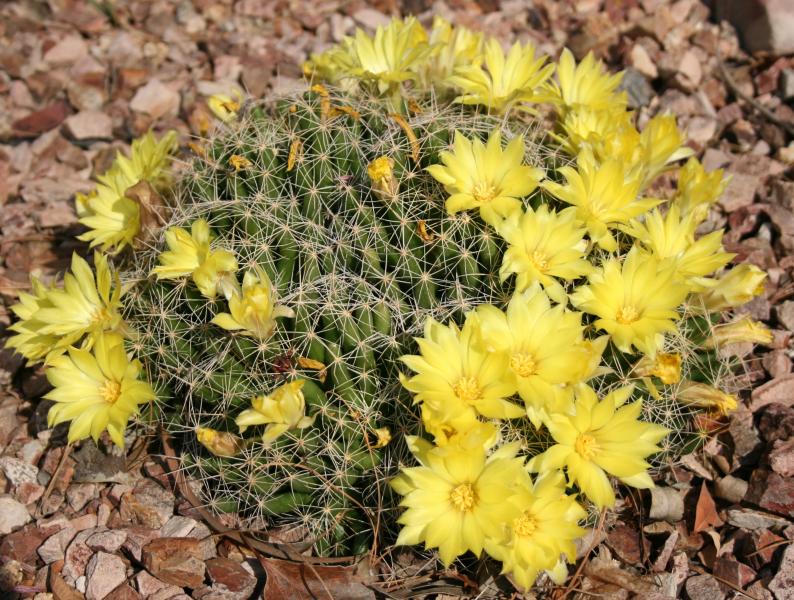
(514, 512, 537, 537)
(450, 483, 476, 512)
(530, 250, 549, 272)
(229, 155, 252, 171)
(575, 434, 598, 460)
(616, 305, 639, 324)
(100, 380, 122, 404)
(452, 376, 481, 405)
(472, 181, 497, 203)
(509, 352, 537, 378)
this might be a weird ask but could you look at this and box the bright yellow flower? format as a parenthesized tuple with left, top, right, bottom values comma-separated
(44, 332, 155, 448)
(635, 114, 693, 187)
(497, 205, 592, 303)
(114, 130, 178, 186)
(448, 38, 554, 113)
(400, 317, 523, 423)
(236, 380, 315, 445)
(693, 264, 767, 311)
(706, 316, 773, 348)
(211, 265, 294, 339)
(391, 436, 527, 566)
(542, 152, 658, 251)
(77, 166, 142, 252)
(426, 130, 542, 227)
(367, 156, 397, 196)
(677, 381, 737, 417)
(208, 89, 243, 122)
(633, 352, 682, 385)
(673, 157, 728, 222)
(484, 471, 586, 591)
(550, 48, 626, 115)
(419, 402, 496, 448)
(348, 17, 432, 94)
(303, 42, 359, 91)
(5, 275, 59, 365)
(556, 105, 634, 156)
(25, 253, 124, 358)
(468, 286, 593, 426)
(151, 219, 238, 299)
(626, 205, 734, 289)
(527, 384, 668, 508)
(419, 17, 484, 92)
(570, 247, 689, 355)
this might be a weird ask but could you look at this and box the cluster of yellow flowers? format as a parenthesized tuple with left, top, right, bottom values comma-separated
(309, 17, 776, 589)
(7, 253, 154, 447)
(5, 132, 177, 447)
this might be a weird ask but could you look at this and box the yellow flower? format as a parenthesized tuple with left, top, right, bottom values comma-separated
(693, 264, 767, 311)
(497, 205, 592, 302)
(348, 17, 432, 94)
(706, 316, 773, 348)
(208, 89, 243, 122)
(673, 157, 728, 222)
(426, 130, 542, 227)
(77, 131, 177, 252)
(419, 403, 496, 448)
(677, 381, 737, 417)
(419, 17, 484, 92)
(626, 205, 734, 289)
(44, 332, 155, 448)
(151, 219, 238, 299)
(448, 38, 554, 113)
(542, 152, 658, 251)
(371, 427, 392, 449)
(484, 471, 586, 591)
(556, 105, 634, 156)
(77, 166, 142, 252)
(20, 253, 124, 361)
(5, 275, 60, 365)
(550, 49, 626, 115)
(633, 353, 682, 385)
(211, 266, 293, 339)
(634, 114, 693, 187)
(391, 436, 527, 566)
(400, 317, 523, 424)
(196, 427, 244, 457)
(528, 384, 668, 508)
(367, 156, 397, 196)
(570, 247, 689, 355)
(468, 286, 593, 426)
(235, 380, 315, 445)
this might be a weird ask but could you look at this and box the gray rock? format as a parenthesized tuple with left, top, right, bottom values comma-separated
(619, 67, 654, 108)
(160, 515, 197, 538)
(776, 300, 794, 333)
(86, 552, 127, 600)
(770, 543, 794, 599)
(0, 495, 32, 534)
(38, 526, 77, 564)
(86, 529, 128, 553)
(0, 456, 39, 487)
(726, 508, 791, 530)
(780, 69, 794, 100)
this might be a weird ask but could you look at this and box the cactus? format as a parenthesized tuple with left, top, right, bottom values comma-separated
(122, 89, 538, 555)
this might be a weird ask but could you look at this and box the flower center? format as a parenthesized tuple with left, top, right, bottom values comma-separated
(100, 380, 122, 404)
(616, 304, 640, 324)
(472, 181, 498, 203)
(575, 434, 599, 460)
(450, 483, 477, 512)
(91, 307, 110, 326)
(530, 250, 549, 272)
(452, 376, 481, 405)
(514, 512, 537, 537)
(509, 352, 537, 378)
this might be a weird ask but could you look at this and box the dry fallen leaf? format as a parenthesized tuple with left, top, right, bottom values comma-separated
(261, 557, 376, 600)
(694, 482, 724, 533)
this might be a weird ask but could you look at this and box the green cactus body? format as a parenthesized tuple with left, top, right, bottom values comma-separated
(123, 89, 527, 555)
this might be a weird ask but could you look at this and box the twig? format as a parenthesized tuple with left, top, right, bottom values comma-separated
(36, 443, 73, 517)
(715, 45, 794, 138)
(745, 538, 794, 558)
(555, 508, 608, 600)
(690, 564, 761, 600)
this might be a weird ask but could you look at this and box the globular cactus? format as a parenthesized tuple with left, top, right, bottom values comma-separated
(122, 89, 532, 555)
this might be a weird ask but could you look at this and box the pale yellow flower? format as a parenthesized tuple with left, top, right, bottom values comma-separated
(693, 264, 767, 311)
(633, 353, 682, 385)
(211, 265, 293, 339)
(449, 38, 554, 113)
(427, 130, 542, 227)
(196, 427, 244, 457)
(677, 381, 737, 417)
(44, 332, 155, 448)
(528, 384, 668, 508)
(235, 380, 315, 445)
(549, 48, 626, 115)
(706, 316, 773, 348)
